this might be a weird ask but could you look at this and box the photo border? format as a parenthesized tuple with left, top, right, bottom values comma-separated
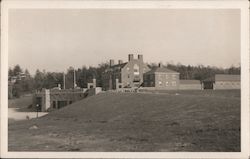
(1, 0, 249, 158)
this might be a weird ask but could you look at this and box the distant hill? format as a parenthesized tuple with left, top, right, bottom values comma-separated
(9, 90, 240, 151)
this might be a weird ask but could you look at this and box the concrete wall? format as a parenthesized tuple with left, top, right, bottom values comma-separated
(179, 84, 202, 90)
(44, 89, 50, 111)
(88, 87, 102, 96)
(33, 89, 86, 112)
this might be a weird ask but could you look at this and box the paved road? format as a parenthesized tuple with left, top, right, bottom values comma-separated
(8, 108, 48, 123)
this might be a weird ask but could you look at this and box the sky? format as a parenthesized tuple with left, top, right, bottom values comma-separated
(8, 9, 240, 75)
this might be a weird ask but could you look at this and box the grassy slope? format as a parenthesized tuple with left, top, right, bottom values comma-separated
(8, 95, 33, 111)
(8, 90, 240, 152)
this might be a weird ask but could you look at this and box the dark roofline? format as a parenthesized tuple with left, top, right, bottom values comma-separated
(144, 67, 179, 74)
(110, 62, 128, 68)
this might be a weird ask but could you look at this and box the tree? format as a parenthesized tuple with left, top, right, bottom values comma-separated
(8, 68, 14, 77)
(13, 65, 22, 76)
(34, 69, 46, 90)
(24, 69, 30, 77)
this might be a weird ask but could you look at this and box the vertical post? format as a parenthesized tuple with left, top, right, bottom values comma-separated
(63, 72, 65, 89)
(36, 104, 39, 118)
(73, 69, 76, 89)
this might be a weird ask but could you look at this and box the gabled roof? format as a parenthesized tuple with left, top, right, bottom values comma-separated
(145, 67, 179, 74)
(180, 80, 201, 84)
(110, 62, 128, 69)
(215, 74, 240, 81)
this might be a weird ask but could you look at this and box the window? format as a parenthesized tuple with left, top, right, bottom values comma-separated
(134, 64, 139, 75)
(166, 81, 169, 86)
(159, 81, 162, 86)
(150, 74, 154, 80)
(128, 75, 130, 78)
(134, 75, 140, 82)
(53, 101, 56, 108)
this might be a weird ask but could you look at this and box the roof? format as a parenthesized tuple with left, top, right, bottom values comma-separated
(145, 67, 179, 74)
(180, 80, 201, 84)
(215, 74, 240, 81)
(110, 62, 128, 69)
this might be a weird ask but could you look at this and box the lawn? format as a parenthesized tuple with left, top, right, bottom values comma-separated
(8, 94, 33, 111)
(8, 90, 240, 151)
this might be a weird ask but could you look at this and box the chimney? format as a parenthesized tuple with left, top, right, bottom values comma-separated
(159, 63, 163, 68)
(118, 60, 123, 64)
(138, 54, 143, 61)
(128, 54, 134, 61)
(110, 59, 114, 67)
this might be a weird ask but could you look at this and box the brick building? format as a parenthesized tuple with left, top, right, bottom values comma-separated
(143, 64, 180, 90)
(102, 54, 150, 90)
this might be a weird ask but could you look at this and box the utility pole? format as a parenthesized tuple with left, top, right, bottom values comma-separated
(63, 72, 66, 89)
(36, 104, 39, 118)
(73, 68, 76, 89)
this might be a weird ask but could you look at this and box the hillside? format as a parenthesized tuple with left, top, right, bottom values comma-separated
(8, 90, 240, 151)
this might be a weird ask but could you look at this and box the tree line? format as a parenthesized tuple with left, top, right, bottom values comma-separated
(8, 63, 240, 98)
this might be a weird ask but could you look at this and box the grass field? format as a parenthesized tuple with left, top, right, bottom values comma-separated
(8, 90, 240, 152)
(8, 94, 33, 111)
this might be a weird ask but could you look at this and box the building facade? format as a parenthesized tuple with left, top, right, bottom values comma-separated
(102, 54, 150, 90)
(33, 78, 102, 112)
(213, 74, 240, 90)
(143, 64, 180, 90)
(33, 88, 86, 112)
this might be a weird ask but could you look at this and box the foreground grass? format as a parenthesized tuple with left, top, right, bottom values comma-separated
(8, 90, 240, 151)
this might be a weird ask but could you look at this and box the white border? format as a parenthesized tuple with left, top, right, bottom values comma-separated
(1, 0, 249, 158)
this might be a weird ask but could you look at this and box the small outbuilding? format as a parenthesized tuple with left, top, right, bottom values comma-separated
(202, 77, 215, 89)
